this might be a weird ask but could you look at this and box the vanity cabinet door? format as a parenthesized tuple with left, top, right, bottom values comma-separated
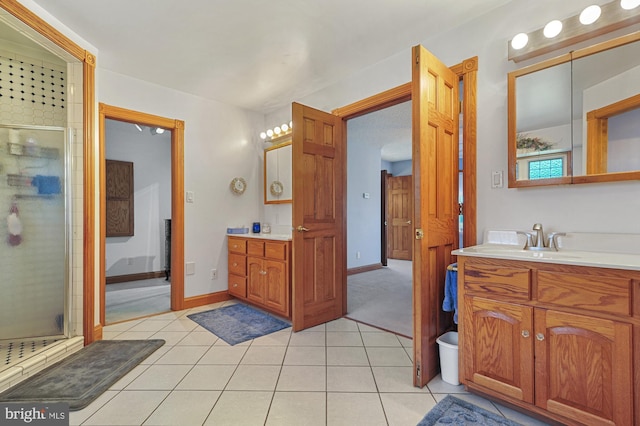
(264, 259, 289, 316)
(247, 257, 265, 304)
(463, 296, 534, 403)
(534, 309, 633, 425)
(246, 257, 289, 316)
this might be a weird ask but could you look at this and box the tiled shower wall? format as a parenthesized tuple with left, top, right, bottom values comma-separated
(0, 46, 84, 340)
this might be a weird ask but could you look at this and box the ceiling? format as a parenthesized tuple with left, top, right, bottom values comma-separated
(27, 0, 513, 114)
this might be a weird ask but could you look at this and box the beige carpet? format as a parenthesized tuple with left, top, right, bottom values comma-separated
(346, 259, 412, 337)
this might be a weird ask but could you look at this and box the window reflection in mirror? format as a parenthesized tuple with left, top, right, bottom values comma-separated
(264, 140, 292, 204)
(513, 61, 573, 182)
(508, 32, 640, 187)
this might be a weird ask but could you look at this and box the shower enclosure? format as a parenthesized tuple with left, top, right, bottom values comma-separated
(0, 124, 70, 342)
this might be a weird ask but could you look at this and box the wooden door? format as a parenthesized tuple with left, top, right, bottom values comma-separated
(463, 297, 534, 403)
(291, 102, 345, 331)
(534, 309, 633, 425)
(412, 45, 459, 387)
(387, 175, 413, 260)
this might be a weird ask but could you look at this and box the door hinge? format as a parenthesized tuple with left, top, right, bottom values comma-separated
(415, 228, 424, 239)
(459, 203, 464, 215)
(415, 55, 419, 65)
(416, 362, 421, 380)
(459, 100, 463, 114)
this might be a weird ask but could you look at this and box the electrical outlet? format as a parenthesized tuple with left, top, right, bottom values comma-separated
(211, 269, 218, 280)
(356, 251, 361, 259)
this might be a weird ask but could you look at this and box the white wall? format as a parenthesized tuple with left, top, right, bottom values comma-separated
(98, 69, 265, 298)
(267, 0, 640, 240)
(346, 120, 383, 268)
(104, 119, 171, 277)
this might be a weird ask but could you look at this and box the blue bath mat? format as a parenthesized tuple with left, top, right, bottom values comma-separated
(417, 395, 522, 425)
(187, 303, 290, 345)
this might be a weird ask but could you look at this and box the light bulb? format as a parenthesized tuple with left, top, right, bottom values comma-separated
(274, 126, 281, 134)
(289, 121, 293, 128)
(260, 132, 267, 139)
(155, 128, 165, 134)
(543, 20, 563, 38)
(621, 0, 640, 9)
(267, 129, 274, 137)
(281, 123, 289, 132)
(580, 5, 601, 25)
(511, 33, 529, 50)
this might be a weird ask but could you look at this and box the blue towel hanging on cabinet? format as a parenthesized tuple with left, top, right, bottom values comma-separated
(443, 263, 458, 323)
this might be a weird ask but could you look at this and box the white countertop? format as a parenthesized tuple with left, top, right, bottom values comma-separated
(227, 233, 292, 241)
(452, 244, 640, 271)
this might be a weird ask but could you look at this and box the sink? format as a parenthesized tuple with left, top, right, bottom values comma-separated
(460, 245, 579, 260)
(453, 243, 640, 271)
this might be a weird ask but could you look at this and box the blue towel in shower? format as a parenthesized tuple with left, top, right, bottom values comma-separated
(31, 175, 61, 195)
(443, 263, 458, 324)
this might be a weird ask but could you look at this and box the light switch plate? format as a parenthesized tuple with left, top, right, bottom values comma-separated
(186, 191, 194, 203)
(491, 171, 503, 188)
(186, 262, 195, 275)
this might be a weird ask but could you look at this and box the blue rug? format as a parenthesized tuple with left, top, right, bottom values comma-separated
(187, 303, 291, 345)
(417, 395, 522, 425)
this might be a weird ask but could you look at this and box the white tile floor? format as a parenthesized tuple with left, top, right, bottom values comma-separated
(70, 301, 550, 425)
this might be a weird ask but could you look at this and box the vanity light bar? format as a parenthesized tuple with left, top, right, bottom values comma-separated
(260, 121, 293, 142)
(508, 0, 640, 62)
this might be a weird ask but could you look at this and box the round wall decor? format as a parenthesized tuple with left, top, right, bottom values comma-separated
(230, 177, 247, 195)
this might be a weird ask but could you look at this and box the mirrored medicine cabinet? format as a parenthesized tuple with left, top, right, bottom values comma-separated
(264, 139, 292, 204)
(508, 31, 640, 188)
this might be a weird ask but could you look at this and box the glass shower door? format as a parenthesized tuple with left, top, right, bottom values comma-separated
(0, 124, 68, 341)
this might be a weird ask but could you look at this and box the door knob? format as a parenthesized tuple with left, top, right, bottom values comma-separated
(296, 226, 310, 232)
(406, 220, 412, 224)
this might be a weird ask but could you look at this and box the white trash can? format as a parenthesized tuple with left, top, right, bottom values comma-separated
(436, 331, 460, 385)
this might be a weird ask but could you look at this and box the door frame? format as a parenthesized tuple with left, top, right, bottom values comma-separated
(98, 104, 185, 325)
(332, 56, 478, 384)
(332, 56, 477, 245)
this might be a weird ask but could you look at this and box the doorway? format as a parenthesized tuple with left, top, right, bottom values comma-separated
(344, 100, 413, 337)
(98, 104, 186, 327)
(330, 54, 478, 387)
(103, 118, 172, 323)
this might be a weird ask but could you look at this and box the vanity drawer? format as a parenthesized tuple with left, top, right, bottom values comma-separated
(464, 263, 531, 300)
(228, 274, 247, 298)
(228, 237, 247, 254)
(228, 254, 246, 276)
(536, 271, 631, 316)
(247, 240, 265, 256)
(265, 242, 287, 260)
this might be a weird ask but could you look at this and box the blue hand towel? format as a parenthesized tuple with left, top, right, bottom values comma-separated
(31, 175, 61, 195)
(443, 263, 458, 324)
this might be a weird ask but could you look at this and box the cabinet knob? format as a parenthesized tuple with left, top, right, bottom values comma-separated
(233, 283, 238, 288)
(233, 262, 238, 267)
(536, 333, 545, 341)
(260, 270, 267, 275)
(521, 330, 530, 338)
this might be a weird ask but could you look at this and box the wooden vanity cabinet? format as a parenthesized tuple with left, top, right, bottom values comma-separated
(227, 236, 291, 318)
(458, 256, 638, 426)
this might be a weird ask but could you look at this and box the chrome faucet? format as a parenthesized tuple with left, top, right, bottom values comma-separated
(525, 223, 565, 251)
(532, 223, 545, 249)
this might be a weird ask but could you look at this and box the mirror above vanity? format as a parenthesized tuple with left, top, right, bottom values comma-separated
(264, 139, 292, 204)
(508, 31, 640, 187)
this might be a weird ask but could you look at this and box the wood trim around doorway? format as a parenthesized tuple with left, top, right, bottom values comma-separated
(331, 57, 478, 247)
(98, 103, 185, 326)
